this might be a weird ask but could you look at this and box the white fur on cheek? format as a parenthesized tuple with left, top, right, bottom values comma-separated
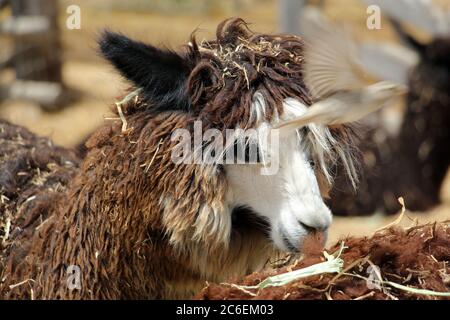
(224, 95, 334, 252)
(226, 129, 332, 252)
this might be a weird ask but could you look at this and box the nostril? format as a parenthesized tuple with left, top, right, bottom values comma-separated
(298, 221, 328, 233)
(298, 221, 316, 233)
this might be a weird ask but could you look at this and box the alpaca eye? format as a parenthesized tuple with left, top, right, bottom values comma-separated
(299, 127, 308, 136)
(232, 139, 261, 164)
(309, 159, 316, 168)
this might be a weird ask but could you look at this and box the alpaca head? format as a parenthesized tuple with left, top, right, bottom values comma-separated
(99, 18, 362, 253)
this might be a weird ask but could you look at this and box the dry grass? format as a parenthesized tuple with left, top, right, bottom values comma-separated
(199, 220, 450, 300)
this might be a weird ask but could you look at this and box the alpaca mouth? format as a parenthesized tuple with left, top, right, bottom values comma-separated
(278, 220, 328, 253)
(281, 230, 299, 252)
(231, 206, 271, 237)
(278, 222, 303, 252)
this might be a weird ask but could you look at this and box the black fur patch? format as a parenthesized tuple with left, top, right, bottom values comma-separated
(98, 31, 192, 111)
(231, 205, 270, 237)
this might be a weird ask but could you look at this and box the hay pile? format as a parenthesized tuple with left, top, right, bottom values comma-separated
(0, 120, 80, 275)
(198, 220, 450, 300)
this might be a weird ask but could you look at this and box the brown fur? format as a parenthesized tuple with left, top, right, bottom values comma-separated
(1, 110, 277, 299)
(199, 221, 450, 300)
(1, 19, 356, 299)
(0, 120, 79, 285)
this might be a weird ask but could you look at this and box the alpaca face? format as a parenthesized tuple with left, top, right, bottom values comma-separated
(98, 21, 358, 252)
(225, 97, 332, 252)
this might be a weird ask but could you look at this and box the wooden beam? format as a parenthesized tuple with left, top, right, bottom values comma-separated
(0, 16, 50, 36)
(0, 80, 64, 108)
(8, 0, 62, 83)
(278, 0, 305, 34)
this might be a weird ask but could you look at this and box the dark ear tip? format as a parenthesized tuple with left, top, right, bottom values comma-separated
(98, 30, 128, 57)
(96, 29, 191, 111)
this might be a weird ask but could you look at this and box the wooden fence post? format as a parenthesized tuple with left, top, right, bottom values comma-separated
(278, 0, 305, 34)
(9, 0, 62, 82)
(0, 0, 64, 109)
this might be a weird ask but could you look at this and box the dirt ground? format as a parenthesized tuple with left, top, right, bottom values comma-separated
(0, 0, 449, 245)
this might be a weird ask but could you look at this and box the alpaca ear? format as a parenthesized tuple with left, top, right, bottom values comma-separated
(99, 31, 192, 111)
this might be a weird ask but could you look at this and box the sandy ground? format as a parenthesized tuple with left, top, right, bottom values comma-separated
(0, 0, 449, 244)
(0, 61, 120, 147)
(330, 199, 450, 245)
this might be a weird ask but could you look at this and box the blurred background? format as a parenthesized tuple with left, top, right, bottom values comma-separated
(0, 0, 449, 244)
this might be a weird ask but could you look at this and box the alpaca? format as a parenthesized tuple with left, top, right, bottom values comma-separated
(329, 28, 450, 215)
(1, 18, 389, 299)
(0, 119, 79, 283)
